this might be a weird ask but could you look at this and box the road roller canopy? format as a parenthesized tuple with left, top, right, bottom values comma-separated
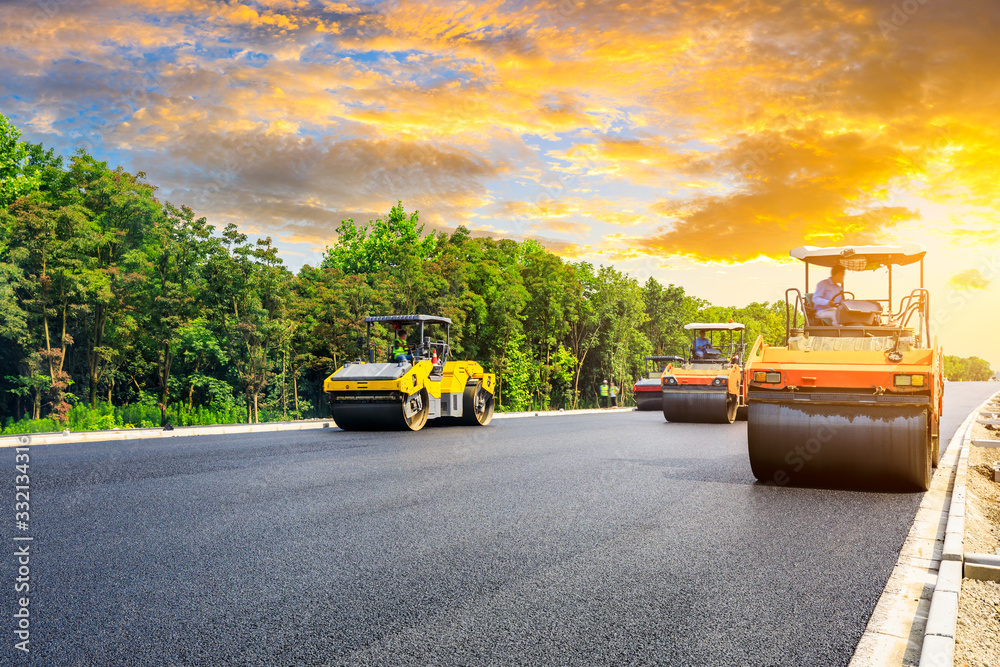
(783, 242, 931, 345)
(361, 314, 451, 365)
(790, 244, 926, 270)
(679, 323, 746, 365)
(682, 323, 746, 331)
(364, 314, 452, 326)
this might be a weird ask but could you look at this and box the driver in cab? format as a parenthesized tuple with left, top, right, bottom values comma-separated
(694, 331, 712, 358)
(813, 266, 845, 325)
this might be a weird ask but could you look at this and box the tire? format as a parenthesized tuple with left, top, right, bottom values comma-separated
(460, 380, 495, 426)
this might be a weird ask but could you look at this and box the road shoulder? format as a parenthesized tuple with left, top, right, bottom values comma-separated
(850, 389, 1000, 667)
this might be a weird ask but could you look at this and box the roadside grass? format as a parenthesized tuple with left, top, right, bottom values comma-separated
(0, 402, 303, 435)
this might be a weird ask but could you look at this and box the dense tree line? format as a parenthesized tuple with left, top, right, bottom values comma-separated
(0, 114, 790, 431)
(944, 355, 994, 382)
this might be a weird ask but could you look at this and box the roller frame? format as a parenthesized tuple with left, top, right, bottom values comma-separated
(662, 388, 738, 424)
(747, 392, 932, 490)
(433, 380, 496, 427)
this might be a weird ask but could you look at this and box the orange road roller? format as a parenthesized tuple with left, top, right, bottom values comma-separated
(324, 315, 496, 431)
(745, 244, 943, 490)
(661, 323, 747, 424)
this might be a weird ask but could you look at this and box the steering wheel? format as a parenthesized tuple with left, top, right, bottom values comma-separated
(831, 289, 855, 305)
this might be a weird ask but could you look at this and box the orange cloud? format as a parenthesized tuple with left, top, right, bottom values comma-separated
(4, 0, 1000, 270)
(633, 126, 931, 261)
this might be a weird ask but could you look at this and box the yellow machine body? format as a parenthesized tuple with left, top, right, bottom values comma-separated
(324, 360, 495, 403)
(324, 314, 496, 432)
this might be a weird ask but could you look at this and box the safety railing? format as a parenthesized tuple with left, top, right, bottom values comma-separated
(784, 288, 806, 342)
(890, 289, 930, 346)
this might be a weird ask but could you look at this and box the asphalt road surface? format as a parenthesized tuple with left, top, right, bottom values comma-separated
(3, 382, 996, 666)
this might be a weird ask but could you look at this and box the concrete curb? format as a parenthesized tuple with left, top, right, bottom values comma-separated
(918, 390, 1000, 667)
(495, 407, 635, 419)
(0, 406, 639, 447)
(849, 390, 1000, 667)
(964, 553, 1000, 582)
(0, 419, 337, 448)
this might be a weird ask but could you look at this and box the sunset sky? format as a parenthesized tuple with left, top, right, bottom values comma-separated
(2, 0, 998, 368)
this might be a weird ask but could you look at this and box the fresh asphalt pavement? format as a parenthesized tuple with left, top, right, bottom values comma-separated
(3, 382, 996, 666)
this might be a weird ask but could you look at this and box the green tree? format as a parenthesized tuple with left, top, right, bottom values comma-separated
(643, 277, 703, 356)
(457, 236, 527, 380)
(944, 355, 993, 381)
(593, 265, 650, 406)
(70, 154, 161, 406)
(498, 332, 535, 411)
(321, 201, 439, 276)
(5, 189, 90, 419)
(175, 317, 228, 409)
(564, 262, 603, 409)
(0, 114, 40, 207)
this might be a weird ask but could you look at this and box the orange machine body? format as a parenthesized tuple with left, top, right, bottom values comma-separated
(744, 243, 943, 491)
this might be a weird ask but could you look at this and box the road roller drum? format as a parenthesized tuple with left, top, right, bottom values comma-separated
(747, 401, 930, 490)
(662, 390, 737, 424)
(331, 391, 429, 431)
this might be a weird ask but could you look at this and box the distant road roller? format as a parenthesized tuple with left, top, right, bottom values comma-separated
(661, 323, 747, 424)
(745, 244, 944, 490)
(634, 356, 685, 411)
(324, 315, 496, 431)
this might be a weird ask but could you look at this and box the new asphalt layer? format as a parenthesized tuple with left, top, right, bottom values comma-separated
(3, 382, 996, 666)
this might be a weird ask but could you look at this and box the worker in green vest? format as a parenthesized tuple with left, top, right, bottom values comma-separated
(599, 379, 609, 408)
(610, 381, 618, 407)
(392, 328, 412, 363)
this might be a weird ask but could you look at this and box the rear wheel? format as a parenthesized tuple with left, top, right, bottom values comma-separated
(460, 380, 495, 426)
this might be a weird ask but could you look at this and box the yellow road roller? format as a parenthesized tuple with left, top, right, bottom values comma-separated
(745, 244, 944, 490)
(324, 315, 496, 431)
(661, 323, 747, 424)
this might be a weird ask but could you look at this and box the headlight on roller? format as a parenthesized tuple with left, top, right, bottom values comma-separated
(894, 373, 926, 387)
